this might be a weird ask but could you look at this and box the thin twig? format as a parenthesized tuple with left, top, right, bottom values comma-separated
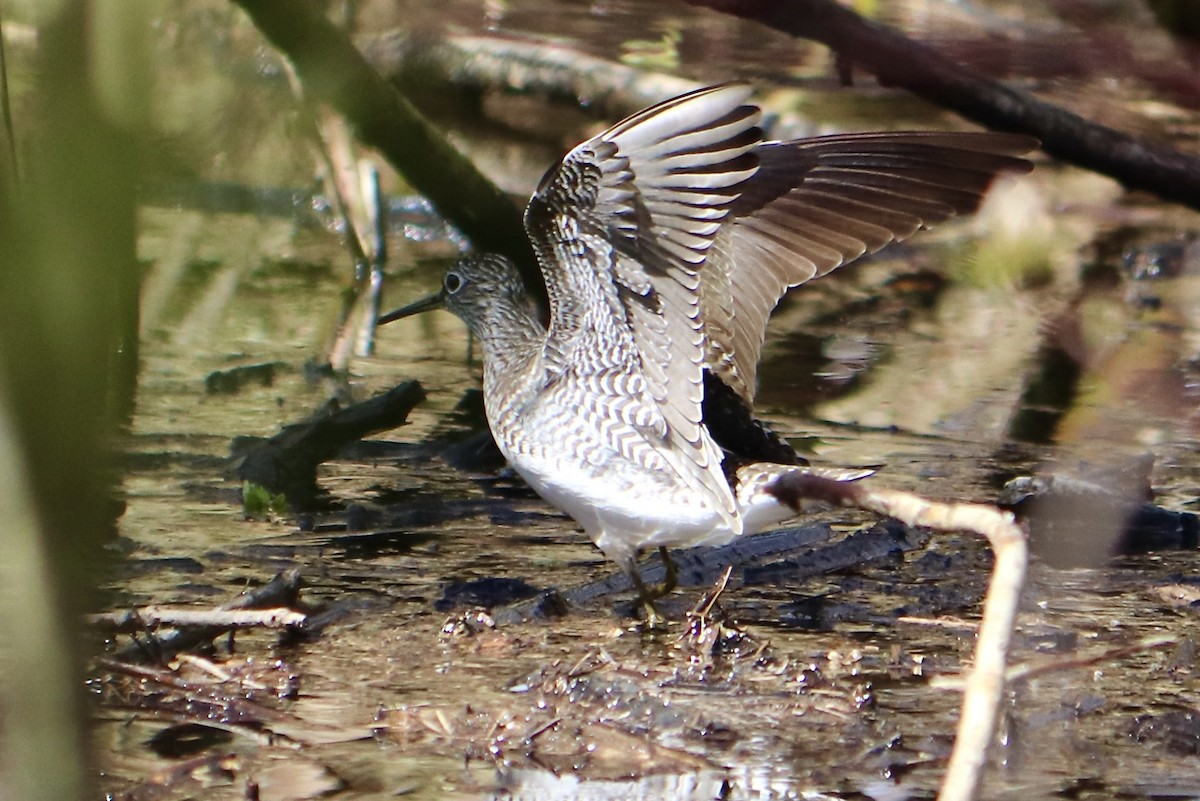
(768, 473, 1027, 801)
(89, 606, 307, 632)
(109, 568, 305, 663)
(689, 564, 733, 618)
(928, 634, 1178, 690)
(1004, 634, 1176, 684)
(355, 163, 386, 358)
(862, 494, 1025, 801)
(522, 717, 561, 743)
(173, 653, 237, 683)
(281, 60, 373, 373)
(896, 616, 980, 631)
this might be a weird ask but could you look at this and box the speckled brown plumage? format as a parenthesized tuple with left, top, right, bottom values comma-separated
(380, 83, 1035, 597)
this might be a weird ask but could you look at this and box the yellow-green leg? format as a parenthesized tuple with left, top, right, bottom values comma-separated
(626, 547, 679, 627)
(657, 546, 678, 596)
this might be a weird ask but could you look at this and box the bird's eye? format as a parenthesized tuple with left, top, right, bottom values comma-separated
(444, 271, 464, 294)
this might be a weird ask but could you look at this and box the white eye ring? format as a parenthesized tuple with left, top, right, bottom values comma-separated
(444, 272, 464, 294)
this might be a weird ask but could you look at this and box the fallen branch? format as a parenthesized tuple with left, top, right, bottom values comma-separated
(90, 606, 306, 632)
(232, 379, 425, 509)
(110, 568, 306, 663)
(686, 0, 1200, 210)
(769, 473, 1028, 801)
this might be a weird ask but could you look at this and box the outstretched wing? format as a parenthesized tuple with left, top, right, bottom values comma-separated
(523, 83, 763, 527)
(703, 131, 1037, 404)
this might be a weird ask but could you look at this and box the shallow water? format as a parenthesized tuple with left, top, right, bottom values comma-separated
(69, 1, 1200, 799)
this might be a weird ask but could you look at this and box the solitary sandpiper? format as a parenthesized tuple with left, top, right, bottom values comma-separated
(381, 83, 1034, 616)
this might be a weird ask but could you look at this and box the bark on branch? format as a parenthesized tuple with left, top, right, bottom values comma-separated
(686, 0, 1200, 210)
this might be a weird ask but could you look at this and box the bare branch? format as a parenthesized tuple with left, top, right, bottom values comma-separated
(686, 0, 1200, 210)
(770, 473, 1028, 801)
(89, 606, 306, 632)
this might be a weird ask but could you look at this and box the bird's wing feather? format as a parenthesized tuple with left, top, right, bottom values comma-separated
(523, 83, 763, 526)
(703, 131, 1036, 404)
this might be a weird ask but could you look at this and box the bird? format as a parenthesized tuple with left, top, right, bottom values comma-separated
(379, 83, 1034, 620)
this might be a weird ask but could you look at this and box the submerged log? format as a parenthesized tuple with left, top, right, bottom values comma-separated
(233, 380, 425, 509)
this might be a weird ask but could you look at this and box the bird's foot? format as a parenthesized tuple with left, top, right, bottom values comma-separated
(628, 548, 681, 629)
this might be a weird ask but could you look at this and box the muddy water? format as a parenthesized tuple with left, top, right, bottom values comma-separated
(88, 1, 1200, 799)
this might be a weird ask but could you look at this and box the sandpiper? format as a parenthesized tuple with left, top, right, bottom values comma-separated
(381, 83, 1033, 616)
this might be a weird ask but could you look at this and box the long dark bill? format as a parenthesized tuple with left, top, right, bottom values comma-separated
(377, 293, 443, 325)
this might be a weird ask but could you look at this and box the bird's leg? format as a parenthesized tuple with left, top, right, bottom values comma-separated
(622, 560, 668, 628)
(657, 546, 678, 597)
(623, 548, 680, 628)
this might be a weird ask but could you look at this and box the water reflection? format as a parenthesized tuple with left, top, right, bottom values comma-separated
(83, 0, 1200, 798)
